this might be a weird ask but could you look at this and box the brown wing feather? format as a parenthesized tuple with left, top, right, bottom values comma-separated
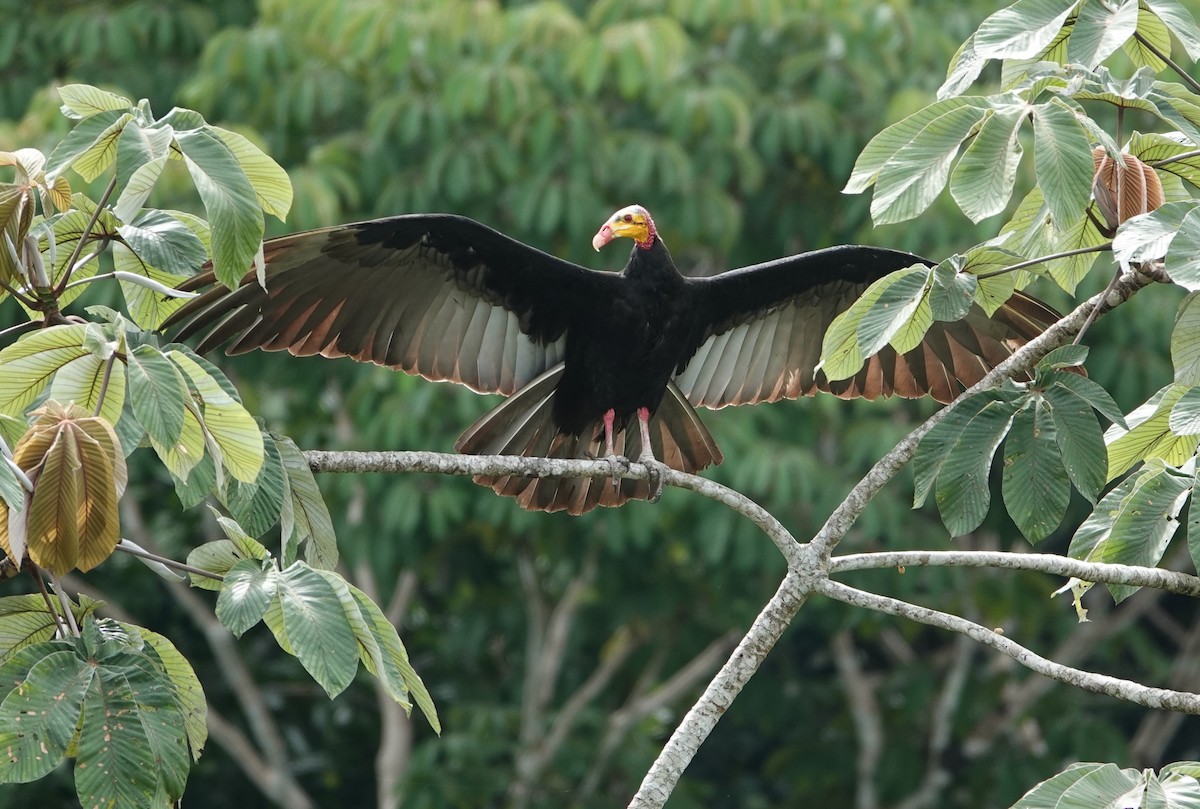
(163, 215, 616, 396)
(677, 246, 1060, 407)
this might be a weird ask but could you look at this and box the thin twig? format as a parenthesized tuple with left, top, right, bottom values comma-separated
(1073, 266, 1124, 345)
(973, 243, 1113, 280)
(55, 174, 118, 296)
(816, 578, 1200, 714)
(830, 550, 1200, 596)
(28, 564, 67, 639)
(1152, 149, 1200, 169)
(49, 574, 80, 637)
(1134, 31, 1200, 95)
(93, 354, 117, 417)
(114, 539, 225, 581)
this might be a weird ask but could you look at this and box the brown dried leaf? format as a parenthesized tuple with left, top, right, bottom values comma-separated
(26, 425, 81, 574)
(1092, 148, 1165, 230)
(71, 425, 119, 572)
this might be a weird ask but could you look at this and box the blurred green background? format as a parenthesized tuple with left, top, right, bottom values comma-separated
(0, 1, 1196, 807)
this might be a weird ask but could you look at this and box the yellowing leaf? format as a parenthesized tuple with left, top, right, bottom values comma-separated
(167, 352, 263, 483)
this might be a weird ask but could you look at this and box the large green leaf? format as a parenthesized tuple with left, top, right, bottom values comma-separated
(1043, 382, 1108, 502)
(1145, 0, 1200, 61)
(1112, 201, 1197, 265)
(950, 103, 1026, 222)
(47, 353, 126, 426)
(1052, 764, 1145, 809)
(166, 350, 263, 483)
(269, 563, 359, 698)
(216, 558, 278, 637)
(1068, 461, 1191, 602)
(914, 390, 1017, 507)
(44, 109, 132, 181)
(855, 267, 932, 359)
(844, 97, 988, 194)
(1169, 387, 1200, 435)
(276, 434, 338, 570)
(975, 0, 1076, 60)
(132, 628, 206, 761)
(126, 344, 187, 449)
(56, 84, 132, 120)
(1011, 763, 1108, 808)
(0, 324, 90, 417)
(1106, 384, 1198, 479)
(208, 126, 293, 220)
(76, 668, 160, 809)
(0, 649, 92, 783)
(1002, 397, 1070, 542)
(1031, 99, 1096, 229)
(1066, 0, 1138, 68)
(219, 432, 286, 538)
(1166, 206, 1200, 290)
(173, 129, 264, 289)
(870, 105, 989, 225)
(344, 583, 440, 733)
(113, 122, 174, 223)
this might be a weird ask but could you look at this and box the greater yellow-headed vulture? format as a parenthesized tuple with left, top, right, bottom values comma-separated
(165, 205, 1057, 515)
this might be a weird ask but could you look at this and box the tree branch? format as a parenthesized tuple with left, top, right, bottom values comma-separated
(810, 262, 1156, 566)
(815, 578, 1200, 713)
(830, 550, 1200, 597)
(628, 570, 812, 808)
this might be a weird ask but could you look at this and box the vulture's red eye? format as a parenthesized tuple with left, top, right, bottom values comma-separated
(623, 214, 633, 223)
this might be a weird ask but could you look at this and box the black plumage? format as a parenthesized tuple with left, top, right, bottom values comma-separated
(164, 205, 1059, 514)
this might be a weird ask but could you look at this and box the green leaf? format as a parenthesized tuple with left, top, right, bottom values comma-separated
(1106, 384, 1197, 479)
(114, 244, 192, 330)
(1003, 397, 1070, 542)
(975, 0, 1076, 59)
(1067, 0, 1139, 68)
(845, 97, 988, 194)
(962, 247, 1019, 316)
(270, 563, 359, 698)
(1169, 387, 1200, 435)
(0, 649, 91, 783)
(149, 397, 206, 483)
(173, 129, 264, 290)
(186, 539, 256, 591)
(1011, 763, 1108, 808)
(1044, 382, 1108, 502)
(856, 267, 932, 358)
(1052, 372, 1127, 429)
(1039, 344, 1089, 369)
(113, 123, 173, 223)
(45, 109, 133, 182)
(915, 390, 1013, 507)
(219, 432, 286, 538)
(1190, 465, 1200, 585)
(167, 350, 263, 483)
(1125, 6, 1171, 71)
(928, 262, 977, 322)
(1166, 206, 1200, 290)
(126, 344, 186, 448)
(950, 104, 1026, 222)
(0, 324, 90, 417)
(1032, 99, 1095, 229)
(1155, 770, 1200, 809)
(131, 628, 206, 761)
(1069, 461, 1191, 602)
(1145, 0, 1200, 61)
(57, 84, 132, 119)
(76, 667, 160, 808)
(216, 558, 278, 637)
(871, 105, 989, 225)
(276, 434, 338, 570)
(1055, 764, 1145, 809)
(208, 126, 293, 220)
(934, 396, 1018, 536)
(118, 209, 207, 274)
(48, 353, 125, 426)
(1112, 201, 1197, 265)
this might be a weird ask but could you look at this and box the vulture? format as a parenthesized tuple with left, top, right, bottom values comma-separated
(165, 205, 1058, 515)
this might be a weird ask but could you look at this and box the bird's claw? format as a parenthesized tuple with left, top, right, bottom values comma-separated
(605, 454, 631, 487)
(638, 453, 665, 503)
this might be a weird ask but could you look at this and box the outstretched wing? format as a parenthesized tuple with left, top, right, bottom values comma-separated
(675, 246, 1057, 407)
(164, 214, 617, 396)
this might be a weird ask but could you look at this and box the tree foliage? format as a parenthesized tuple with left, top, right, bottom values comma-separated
(1, 1, 1200, 808)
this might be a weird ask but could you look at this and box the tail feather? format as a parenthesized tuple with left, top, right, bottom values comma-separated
(456, 368, 722, 515)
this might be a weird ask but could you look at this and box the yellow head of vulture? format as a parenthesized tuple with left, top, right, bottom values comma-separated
(592, 204, 657, 251)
